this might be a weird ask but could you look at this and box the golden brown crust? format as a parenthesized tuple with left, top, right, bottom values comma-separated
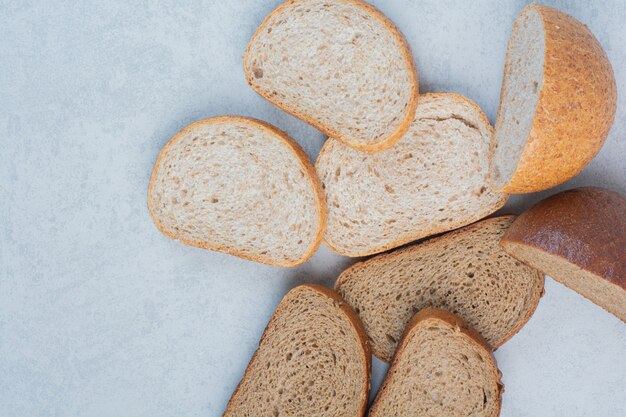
(147, 116, 327, 267)
(316, 93, 508, 257)
(243, 0, 419, 152)
(498, 4, 617, 193)
(223, 284, 371, 417)
(369, 307, 503, 416)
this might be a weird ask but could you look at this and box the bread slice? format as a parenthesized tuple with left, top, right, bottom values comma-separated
(148, 116, 326, 267)
(244, 0, 418, 152)
(501, 187, 626, 322)
(490, 4, 616, 193)
(315, 93, 507, 257)
(335, 216, 544, 362)
(223, 284, 370, 417)
(369, 308, 503, 417)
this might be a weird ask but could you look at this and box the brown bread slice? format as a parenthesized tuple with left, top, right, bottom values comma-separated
(335, 216, 544, 362)
(369, 308, 503, 417)
(501, 187, 626, 322)
(223, 284, 370, 417)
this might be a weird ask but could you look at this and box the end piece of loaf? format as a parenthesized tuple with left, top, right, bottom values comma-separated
(244, 0, 418, 152)
(501, 187, 626, 322)
(148, 116, 326, 267)
(223, 284, 370, 417)
(316, 93, 507, 257)
(369, 307, 503, 417)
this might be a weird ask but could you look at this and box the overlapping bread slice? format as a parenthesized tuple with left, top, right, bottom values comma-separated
(223, 285, 370, 417)
(148, 116, 326, 267)
(316, 93, 507, 257)
(369, 308, 503, 417)
(244, 0, 418, 152)
(335, 216, 544, 362)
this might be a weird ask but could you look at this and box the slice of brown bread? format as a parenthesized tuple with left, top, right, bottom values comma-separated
(148, 116, 326, 267)
(335, 216, 544, 362)
(223, 284, 371, 417)
(316, 93, 507, 257)
(369, 308, 503, 417)
(244, 0, 418, 152)
(501, 187, 626, 322)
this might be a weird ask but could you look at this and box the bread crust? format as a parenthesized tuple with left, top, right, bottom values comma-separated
(316, 93, 508, 257)
(369, 307, 503, 416)
(495, 4, 617, 193)
(223, 284, 371, 417)
(147, 116, 327, 267)
(501, 187, 626, 320)
(243, 0, 419, 152)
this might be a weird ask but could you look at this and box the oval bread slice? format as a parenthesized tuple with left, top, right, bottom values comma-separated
(369, 308, 503, 417)
(223, 284, 371, 417)
(490, 4, 617, 193)
(244, 0, 418, 152)
(148, 116, 326, 267)
(501, 187, 626, 322)
(316, 93, 507, 257)
(335, 216, 544, 362)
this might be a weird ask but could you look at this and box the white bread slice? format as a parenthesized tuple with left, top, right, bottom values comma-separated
(490, 4, 616, 193)
(223, 284, 371, 417)
(335, 216, 544, 362)
(369, 308, 503, 417)
(244, 0, 418, 152)
(315, 93, 507, 257)
(148, 116, 326, 267)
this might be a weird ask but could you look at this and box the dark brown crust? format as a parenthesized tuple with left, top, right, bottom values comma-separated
(223, 284, 371, 417)
(369, 307, 503, 416)
(243, 0, 419, 152)
(147, 116, 327, 267)
(496, 4, 617, 193)
(501, 187, 626, 293)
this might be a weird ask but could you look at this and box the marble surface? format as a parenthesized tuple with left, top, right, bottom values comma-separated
(1, 1, 625, 416)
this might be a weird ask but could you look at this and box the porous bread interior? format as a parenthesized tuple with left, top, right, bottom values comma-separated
(503, 242, 626, 322)
(370, 319, 500, 417)
(336, 216, 544, 361)
(149, 120, 320, 265)
(245, 0, 414, 147)
(224, 286, 368, 417)
(317, 94, 507, 256)
(492, 6, 545, 189)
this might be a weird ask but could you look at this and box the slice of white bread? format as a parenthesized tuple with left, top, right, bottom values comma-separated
(223, 284, 371, 417)
(148, 116, 326, 267)
(315, 93, 507, 257)
(244, 0, 418, 152)
(369, 308, 503, 417)
(491, 4, 616, 193)
(501, 187, 626, 322)
(335, 216, 544, 362)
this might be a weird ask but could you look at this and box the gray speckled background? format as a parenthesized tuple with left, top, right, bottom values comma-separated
(1, 1, 624, 416)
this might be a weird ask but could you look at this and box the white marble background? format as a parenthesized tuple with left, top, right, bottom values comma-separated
(1, 1, 625, 416)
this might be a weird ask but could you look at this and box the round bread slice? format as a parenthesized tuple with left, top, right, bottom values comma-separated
(223, 284, 371, 417)
(243, 0, 418, 152)
(369, 308, 503, 417)
(501, 187, 626, 322)
(148, 116, 326, 267)
(490, 4, 617, 193)
(316, 93, 507, 257)
(335, 215, 544, 362)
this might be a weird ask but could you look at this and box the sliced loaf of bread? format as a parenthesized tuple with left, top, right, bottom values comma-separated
(148, 116, 326, 267)
(316, 93, 507, 257)
(244, 0, 418, 152)
(223, 284, 370, 417)
(501, 187, 626, 322)
(335, 216, 544, 362)
(491, 4, 616, 193)
(369, 308, 503, 417)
